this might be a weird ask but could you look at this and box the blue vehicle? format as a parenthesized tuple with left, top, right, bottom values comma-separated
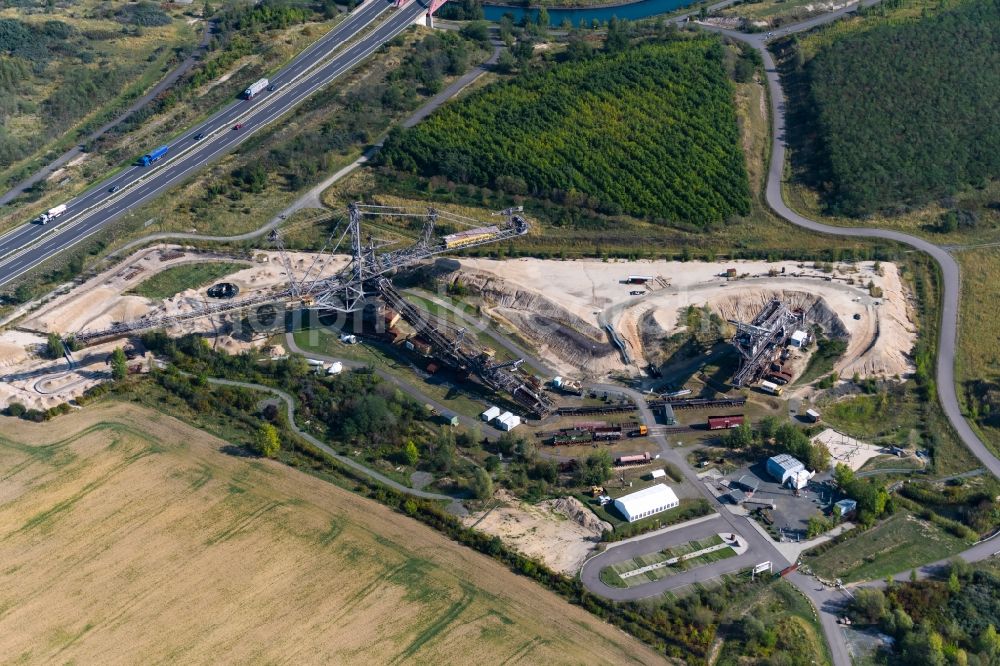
(140, 145, 169, 166)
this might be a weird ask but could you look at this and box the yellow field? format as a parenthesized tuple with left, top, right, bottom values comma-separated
(0, 403, 661, 665)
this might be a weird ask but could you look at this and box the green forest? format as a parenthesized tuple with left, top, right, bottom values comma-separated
(806, 0, 1000, 216)
(379, 38, 752, 228)
(849, 561, 1000, 665)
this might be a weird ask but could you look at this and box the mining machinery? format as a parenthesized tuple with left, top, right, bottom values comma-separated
(74, 202, 552, 416)
(728, 298, 804, 387)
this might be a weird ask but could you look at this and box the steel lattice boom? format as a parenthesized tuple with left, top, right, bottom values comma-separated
(76, 203, 528, 343)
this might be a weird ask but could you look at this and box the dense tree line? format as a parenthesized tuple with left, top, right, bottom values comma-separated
(379, 38, 751, 227)
(849, 561, 1000, 666)
(806, 0, 1000, 215)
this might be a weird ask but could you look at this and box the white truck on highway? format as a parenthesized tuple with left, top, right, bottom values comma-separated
(37, 203, 68, 225)
(243, 78, 269, 99)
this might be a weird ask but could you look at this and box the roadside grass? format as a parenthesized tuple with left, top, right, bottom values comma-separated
(127, 261, 246, 300)
(718, 0, 847, 24)
(0, 4, 199, 198)
(802, 513, 968, 582)
(955, 247, 1000, 458)
(2, 26, 491, 303)
(604, 535, 732, 588)
(0, 14, 338, 231)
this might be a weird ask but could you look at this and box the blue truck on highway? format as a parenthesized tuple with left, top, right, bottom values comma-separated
(139, 145, 169, 166)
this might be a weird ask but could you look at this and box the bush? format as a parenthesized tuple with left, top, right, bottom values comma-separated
(115, 2, 172, 27)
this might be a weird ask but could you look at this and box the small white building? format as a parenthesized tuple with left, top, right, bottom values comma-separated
(789, 330, 808, 348)
(613, 484, 680, 523)
(650, 469, 667, 480)
(481, 406, 501, 421)
(326, 361, 343, 375)
(497, 414, 521, 431)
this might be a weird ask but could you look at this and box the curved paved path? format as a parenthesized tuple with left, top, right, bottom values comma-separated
(203, 376, 467, 510)
(108, 40, 503, 259)
(691, 13, 998, 665)
(698, 17, 998, 478)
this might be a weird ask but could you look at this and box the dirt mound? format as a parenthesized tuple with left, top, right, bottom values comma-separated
(540, 496, 613, 535)
(465, 492, 610, 574)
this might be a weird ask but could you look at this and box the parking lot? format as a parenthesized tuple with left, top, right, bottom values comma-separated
(724, 462, 835, 539)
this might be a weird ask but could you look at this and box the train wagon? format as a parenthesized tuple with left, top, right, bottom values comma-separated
(707, 414, 745, 430)
(443, 225, 500, 250)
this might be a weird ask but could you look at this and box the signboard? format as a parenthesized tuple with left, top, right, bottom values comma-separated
(751, 561, 772, 577)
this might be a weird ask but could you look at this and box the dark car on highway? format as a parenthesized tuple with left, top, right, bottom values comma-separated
(193, 132, 205, 140)
(108, 185, 120, 193)
(233, 123, 244, 130)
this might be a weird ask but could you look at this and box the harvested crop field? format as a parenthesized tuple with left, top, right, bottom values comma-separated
(0, 403, 661, 664)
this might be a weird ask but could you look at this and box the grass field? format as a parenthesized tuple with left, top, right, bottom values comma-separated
(803, 513, 967, 582)
(0, 1, 199, 194)
(291, 326, 490, 421)
(127, 261, 246, 299)
(955, 247, 1000, 456)
(0, 403, 662, 664)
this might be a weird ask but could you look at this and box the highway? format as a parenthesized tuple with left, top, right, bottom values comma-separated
(0, 0, 428, 290)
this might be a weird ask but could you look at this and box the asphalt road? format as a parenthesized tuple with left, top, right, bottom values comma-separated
(0, 0, 428, 289)
(690, 9, 1000, 664)
(580, 515, 766, 600)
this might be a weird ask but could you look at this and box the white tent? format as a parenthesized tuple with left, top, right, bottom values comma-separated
(613, 484, 679, 523)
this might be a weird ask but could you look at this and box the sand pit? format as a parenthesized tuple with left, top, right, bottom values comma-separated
(456, 258, 916, 382)
(813, 428, 894, 472)
(19, 244, 349, 344)
(464, 491, 611, 574)
(0, 245, 351, 409)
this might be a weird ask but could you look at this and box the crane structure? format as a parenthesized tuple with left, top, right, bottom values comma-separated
(728, 298, 804, 387)
(75, 202, 552, 415)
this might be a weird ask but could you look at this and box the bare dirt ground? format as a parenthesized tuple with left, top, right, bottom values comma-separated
(457, 258, 915, 383)
(0, 245, 348, 409)
(813, 428, 922, 472)
(0, 403, 661, 665)
(463, 490, 611, 574)
(21, 244, 348, 339)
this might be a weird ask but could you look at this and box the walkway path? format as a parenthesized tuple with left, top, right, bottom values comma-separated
(283, 329, 503, 439)
(0, 20, 214, 208)
(203, 375, 469, 514)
